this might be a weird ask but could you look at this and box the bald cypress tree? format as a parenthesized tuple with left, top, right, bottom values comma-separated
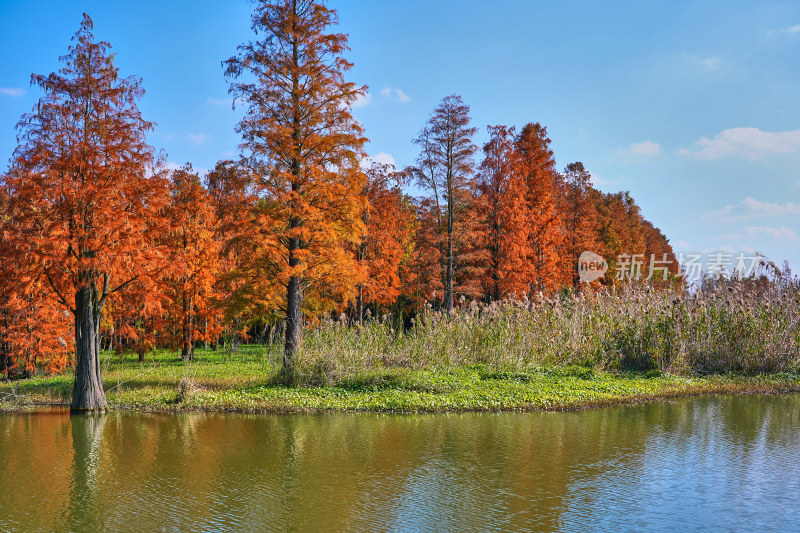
(412, 95, 478, 312)
(225, 0, 367, 382)
(6, 15, 168, 410)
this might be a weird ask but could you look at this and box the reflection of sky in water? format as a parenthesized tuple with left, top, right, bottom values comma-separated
(561, 399, 800, 532)
(0, 395, 799, 532)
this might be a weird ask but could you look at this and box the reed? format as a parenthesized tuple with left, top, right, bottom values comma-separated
(294, 280, 800, 385)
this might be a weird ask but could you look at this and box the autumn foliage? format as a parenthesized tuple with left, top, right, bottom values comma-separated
(223, 0, 368, 381)
(3, 15, 170, 409)
(356, 163, 417, 322)
(162, 164, 222, 360)
(0, 3, 680, 401)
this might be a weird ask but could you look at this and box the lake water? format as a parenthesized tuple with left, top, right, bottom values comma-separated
(1, 394, 799, 532)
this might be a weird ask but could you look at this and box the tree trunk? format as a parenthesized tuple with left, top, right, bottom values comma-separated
(445, 196, 454, 313)
(284, 274, 301, 383)
(0, 315, 10, 374)
(356, 284, 364, 326)
(181, 288, 191, 360)
(282, 3, 304, 384)
(71, 283, 107, 411)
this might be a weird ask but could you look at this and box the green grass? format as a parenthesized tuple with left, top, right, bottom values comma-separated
(2, 346, 799, 413)
(3, 282, 800, 413)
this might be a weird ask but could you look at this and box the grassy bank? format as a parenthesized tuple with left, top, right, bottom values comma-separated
(2, 284, 799, 413)
(1, 345, 799, 413)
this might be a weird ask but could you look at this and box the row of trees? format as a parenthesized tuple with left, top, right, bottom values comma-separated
(0, 2, 675, 409)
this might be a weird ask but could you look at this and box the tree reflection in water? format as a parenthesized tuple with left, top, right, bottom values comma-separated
(0, 395, 798, 532)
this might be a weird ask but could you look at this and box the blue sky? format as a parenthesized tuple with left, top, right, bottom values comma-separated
(1, 0, 799, 272)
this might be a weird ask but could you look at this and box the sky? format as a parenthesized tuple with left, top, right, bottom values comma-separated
(1, 0, 799, 272)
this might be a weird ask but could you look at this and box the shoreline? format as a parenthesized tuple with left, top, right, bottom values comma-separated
(2, 370, 799, 415)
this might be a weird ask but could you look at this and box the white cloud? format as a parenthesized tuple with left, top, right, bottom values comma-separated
(703, 197, 800, 221)
(188, 132, 209, 145)
(679, 127, 800, 160)
(626, 140, 662, 156)
(352, 91, 372, 108)
(590, 173, 625, 188)
(714, 231, 743, 241)
(0, 87, 25, 97)
(206, 96, 233, 106)
(715, 226, 797, 241)
(685, 54, 720, 70)
(767, 24, 800, 36)
(746, 226, 797, 240)
(380, 87, 411, 103)
(370, 152, 395, 167)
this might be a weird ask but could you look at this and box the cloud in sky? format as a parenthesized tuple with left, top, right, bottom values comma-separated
(589, 172, 625, 188)
(679, 127, 800, 160)
(746, 226, 797, 240)
(188, 132, 209, 145)
(767, 24, 800, 36)
(370, 152, 395, 167)
(716, 226, 797, 241)
(206, 96, 232, 106)
(703, 197, 800, 221)
(352, 91, 372, 108)
(0, 87, 25, 97)
(353, 87, 410, 108)
(685, 54, 720, 70)
(624, 140, 661, 156)
(380, 87, 410, 103)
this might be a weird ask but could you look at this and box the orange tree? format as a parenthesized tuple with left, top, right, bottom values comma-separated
(205, 160, 258, 345)
(516, 123, 566, 293)
(476, 125, 534, 300)
(5, 15, 168, 410)
(162, 164, 221, 360)
(224, 0, 367, 381)
(355, 163, 417, 323)
(556, 162, 604, 288)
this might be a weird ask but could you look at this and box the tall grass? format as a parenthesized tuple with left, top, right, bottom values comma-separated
(294, 281, 800, 384)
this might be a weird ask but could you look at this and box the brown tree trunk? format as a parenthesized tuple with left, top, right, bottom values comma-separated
(283, 11, 302, 384)
(0, 314, 10, 374)
(445, 189, 454, 313)
(188, 294, 194, 360)
(284, 273, 301, 383)
(71, 283, 107, 411)
(181, 289, 190, 360)
(356, 285, 364, 326)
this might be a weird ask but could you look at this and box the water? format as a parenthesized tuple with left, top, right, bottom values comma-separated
(1, 394, 799, 532)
